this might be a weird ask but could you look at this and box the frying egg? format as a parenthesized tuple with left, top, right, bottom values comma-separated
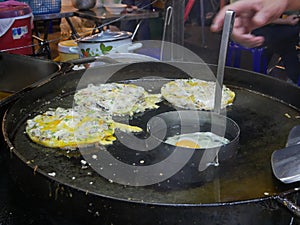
(164, 132, 230, 149)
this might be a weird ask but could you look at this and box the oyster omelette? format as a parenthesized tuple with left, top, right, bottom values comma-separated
(25, 82, 161, 149)
(25, 79, 235, 149)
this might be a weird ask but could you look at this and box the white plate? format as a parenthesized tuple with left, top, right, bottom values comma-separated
(104, 4, 127, 14)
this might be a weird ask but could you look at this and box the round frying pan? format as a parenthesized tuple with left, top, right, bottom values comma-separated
(2, 62, 300, 224)
(0, 52, 62, 95)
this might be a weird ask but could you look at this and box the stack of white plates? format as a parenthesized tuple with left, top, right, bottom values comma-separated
(104, 3, 127, 14)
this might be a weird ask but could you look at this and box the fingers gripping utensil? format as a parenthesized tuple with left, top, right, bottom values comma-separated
(198, 10, 235, 171)
(271, 125, 300, 183)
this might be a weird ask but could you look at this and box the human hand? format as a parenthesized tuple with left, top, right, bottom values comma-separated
(211, 0, 289, 48)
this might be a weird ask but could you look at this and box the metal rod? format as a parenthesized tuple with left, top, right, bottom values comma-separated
(160, 6, 173, 60)
(200, 0, 205, 47)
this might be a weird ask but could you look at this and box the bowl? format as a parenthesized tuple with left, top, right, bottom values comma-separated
(147, 110, 240, 163)
(104, 3, 127, 14)
(71, 0, 96, 10)
(58, 40, 80, 62)
(113, 110, 240, 189)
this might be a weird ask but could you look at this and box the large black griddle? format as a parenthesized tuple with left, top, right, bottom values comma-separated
(2, 62, 300, 225)
(0, 52, 61, 94)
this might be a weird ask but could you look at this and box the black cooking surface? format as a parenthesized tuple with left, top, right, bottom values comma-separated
(2, 62, 300, 225)
(1, 87, 300, 224)
(9, 86, 300, 204)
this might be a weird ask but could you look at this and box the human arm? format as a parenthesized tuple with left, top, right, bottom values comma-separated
(210, 0, 300, 48)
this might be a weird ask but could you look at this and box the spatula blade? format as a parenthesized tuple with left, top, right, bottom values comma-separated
(271, 144, 300, 183)
(286, 125, 300, 147)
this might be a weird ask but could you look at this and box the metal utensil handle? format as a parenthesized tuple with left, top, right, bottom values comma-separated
(275, 195, 300, 217)
(131, 20, 142, 41)
(214, 10, 235, 114)
(67, 56, 118, 65)
(160, 6, 173, 60)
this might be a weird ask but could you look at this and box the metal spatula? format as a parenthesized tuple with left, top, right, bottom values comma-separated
(271, 125, 300, 183)
(286, 125, 300, 147)
(198, 10, 235, 171)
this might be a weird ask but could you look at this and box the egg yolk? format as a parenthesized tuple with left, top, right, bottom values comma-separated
(175, 139, 200, 149)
